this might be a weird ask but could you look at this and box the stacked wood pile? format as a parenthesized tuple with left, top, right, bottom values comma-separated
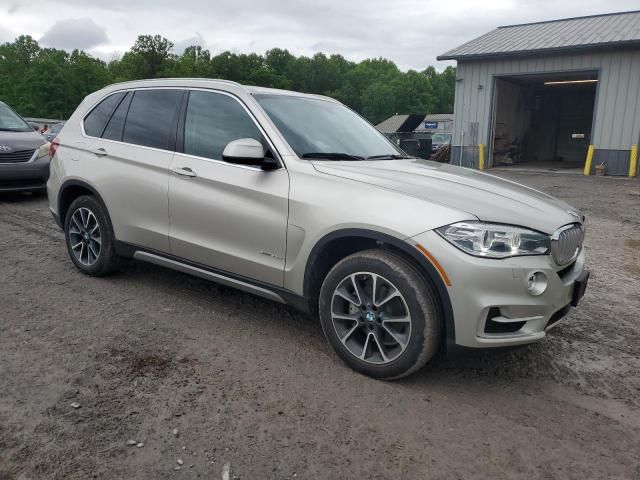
(432, 144, 450, 163)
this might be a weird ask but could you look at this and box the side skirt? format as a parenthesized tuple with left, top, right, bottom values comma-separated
(134, 251, 286, 304)
(115, 241, 312, 314)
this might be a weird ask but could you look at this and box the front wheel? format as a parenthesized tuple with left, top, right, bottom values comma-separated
(319, 250, 442, 379)
(64, 195, 123, 276)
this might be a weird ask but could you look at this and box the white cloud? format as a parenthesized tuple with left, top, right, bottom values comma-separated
(6, 0, 640, 69)
(40, 17, 108, 51)
(174, 33, 206, 55)
(0, 25, 14, 44)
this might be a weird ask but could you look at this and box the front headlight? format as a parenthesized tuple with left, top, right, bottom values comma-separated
(436, 222, 550, 259)
(38, 142, 50, 158)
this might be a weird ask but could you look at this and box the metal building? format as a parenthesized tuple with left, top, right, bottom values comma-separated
(438, 10, 640, 176)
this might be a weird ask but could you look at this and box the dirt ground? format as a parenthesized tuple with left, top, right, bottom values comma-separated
(0, 171, 639, 479)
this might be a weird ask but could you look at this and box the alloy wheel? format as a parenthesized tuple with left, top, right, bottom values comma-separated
(331, 272, 412, 365)
(68, 207, 101, 266)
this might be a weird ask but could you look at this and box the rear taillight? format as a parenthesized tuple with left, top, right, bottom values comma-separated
(49, 138, 60, 158)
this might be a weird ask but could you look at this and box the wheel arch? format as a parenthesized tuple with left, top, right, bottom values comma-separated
(303, 228, 455, 347)
(56, 180, 121, 252)
(57, 180, 109, 228)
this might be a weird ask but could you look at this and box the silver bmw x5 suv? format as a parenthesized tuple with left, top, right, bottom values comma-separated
(47, 79, 589, 379)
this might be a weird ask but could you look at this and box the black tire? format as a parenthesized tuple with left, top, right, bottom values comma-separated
(319, 249, 441, 380)
(64, 195, 123, 276)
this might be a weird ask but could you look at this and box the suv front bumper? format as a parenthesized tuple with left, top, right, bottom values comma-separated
(411, 230, 587, 349)
(0, 153, 50, 192)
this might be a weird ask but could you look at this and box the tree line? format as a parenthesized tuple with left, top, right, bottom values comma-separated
(0, 34, 455, 124)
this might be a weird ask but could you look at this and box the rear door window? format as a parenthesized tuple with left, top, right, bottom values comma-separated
(122, 89, 182, 150)
(84, 92, 125, 137)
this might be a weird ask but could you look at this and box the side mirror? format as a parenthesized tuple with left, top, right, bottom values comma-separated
(222, 138, 279, 170)
(260, 156, 279, 171)
(29, 122, 40, 131)
(223, 138, 265, 163)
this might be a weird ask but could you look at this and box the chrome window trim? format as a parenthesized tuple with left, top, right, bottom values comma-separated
(79, 86, 286, 171)
(172, 150, 277, 172)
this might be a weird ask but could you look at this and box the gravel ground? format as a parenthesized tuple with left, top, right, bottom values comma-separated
(0, 171, 639, 479)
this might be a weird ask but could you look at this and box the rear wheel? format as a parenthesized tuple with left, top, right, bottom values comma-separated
(319, 250, 441, 379)
(64, 195, 122, 276)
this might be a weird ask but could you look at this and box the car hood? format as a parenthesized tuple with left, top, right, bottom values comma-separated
(312, 158, 581, 234)
(0, 130, 46, 151)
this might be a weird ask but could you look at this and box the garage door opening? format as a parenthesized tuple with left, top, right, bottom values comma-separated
(490, 72, 598, 169)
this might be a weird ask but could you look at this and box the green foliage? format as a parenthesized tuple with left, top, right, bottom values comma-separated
(0, 34, 455, 123)
(0, 35, 110, 118)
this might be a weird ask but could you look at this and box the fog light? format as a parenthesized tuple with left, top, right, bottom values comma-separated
(527, 271, 547, 296)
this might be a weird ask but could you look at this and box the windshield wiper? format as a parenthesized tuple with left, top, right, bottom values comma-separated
(301, 152, 364, 161)
(366, 154, 412, 160)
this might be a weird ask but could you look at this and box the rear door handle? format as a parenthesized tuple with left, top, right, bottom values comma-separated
(172, 166, 197, 178)
(91, 147, 108, 157)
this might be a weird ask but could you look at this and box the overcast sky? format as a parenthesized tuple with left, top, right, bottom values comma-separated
(1, 0, 638, 70)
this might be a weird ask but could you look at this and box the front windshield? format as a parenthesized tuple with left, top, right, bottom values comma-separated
(0, 103, 31, 132)
(255, 94, 405, 159)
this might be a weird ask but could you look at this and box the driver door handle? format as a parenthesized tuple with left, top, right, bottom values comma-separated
(91, 147, 108, 157)
(172, 166, 197, 178)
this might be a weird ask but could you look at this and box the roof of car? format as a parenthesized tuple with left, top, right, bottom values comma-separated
(104, 78, 337, 103)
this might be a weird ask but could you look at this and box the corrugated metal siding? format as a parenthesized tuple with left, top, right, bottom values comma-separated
(439, 11, 640, 60)
(593, 149, 631, 175)
(450, 146, 478, 169)
(450, 49, 640, 154)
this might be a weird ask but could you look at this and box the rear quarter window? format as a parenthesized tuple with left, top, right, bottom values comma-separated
(83, 92, 125, 137)
(102, 92, 132, 141)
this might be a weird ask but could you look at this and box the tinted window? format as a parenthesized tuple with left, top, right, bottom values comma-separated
(102, 92, 132, 141)
(184, 91, 262, 161)
(84, 92, 125, 137)
(50, 123, 64, 134)
(123, 89, 182, 150)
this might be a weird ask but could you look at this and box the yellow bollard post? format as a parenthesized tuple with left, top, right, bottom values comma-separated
(583, 144, 595, 176)
(478, 144, 485, 170)
(629, 144, 638, 177)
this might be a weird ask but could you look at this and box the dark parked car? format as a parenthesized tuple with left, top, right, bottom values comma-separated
(430, 133, 452, 153)
(0, 101, 50, 193)
(44, 122, 65, 142)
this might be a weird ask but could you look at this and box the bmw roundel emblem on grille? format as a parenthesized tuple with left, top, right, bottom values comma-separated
(0, 145, 12, 153)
